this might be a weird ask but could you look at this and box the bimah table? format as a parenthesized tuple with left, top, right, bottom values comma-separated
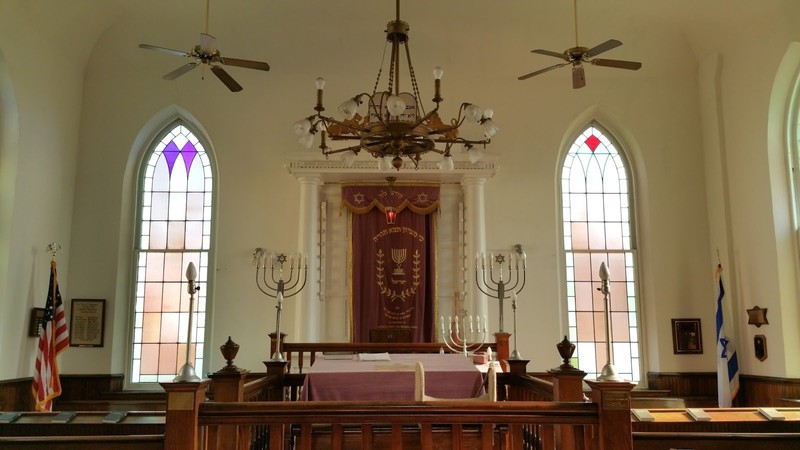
(300, 353, 484, 401)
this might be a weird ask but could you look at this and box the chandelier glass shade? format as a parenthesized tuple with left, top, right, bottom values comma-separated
(293, 1, 499, 171)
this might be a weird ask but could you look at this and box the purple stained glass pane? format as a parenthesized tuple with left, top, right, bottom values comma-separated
(181, 141, 198, 177)
(163, 141, 180, 177)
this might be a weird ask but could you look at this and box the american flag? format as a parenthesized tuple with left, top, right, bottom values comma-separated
(32, 260, 69, 411)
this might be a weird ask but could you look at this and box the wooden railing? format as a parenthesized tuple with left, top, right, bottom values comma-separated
(160, 341, 636, 450)
(198, 400, 601, 450)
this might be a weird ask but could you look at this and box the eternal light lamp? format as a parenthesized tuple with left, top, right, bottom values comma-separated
(292, 0, 498, 171)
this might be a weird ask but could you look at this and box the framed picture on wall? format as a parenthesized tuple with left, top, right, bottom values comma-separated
(69, 299, 105, 347)
(671, 318, 703, 354)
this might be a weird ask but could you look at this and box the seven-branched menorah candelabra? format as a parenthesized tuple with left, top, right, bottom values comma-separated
(475, 251, 526, 332)
(440, 313, 488, 357)
(253, 248, 308, 362)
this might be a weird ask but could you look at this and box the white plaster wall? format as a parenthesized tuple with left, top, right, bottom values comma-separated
(0, 2, 99, 379)
(706, 10, 800, 378)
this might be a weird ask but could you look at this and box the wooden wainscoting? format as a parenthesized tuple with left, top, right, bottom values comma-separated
(647, 372, 800, 407)
(0, 374, 166, 412)
(739, 375, 800, 406)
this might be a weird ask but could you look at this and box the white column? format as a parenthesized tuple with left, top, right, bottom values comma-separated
(296, 175, 322, 341)
(461, 177, 488, 322)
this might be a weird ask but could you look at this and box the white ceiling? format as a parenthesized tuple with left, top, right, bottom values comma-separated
(9, 0, 794, 79)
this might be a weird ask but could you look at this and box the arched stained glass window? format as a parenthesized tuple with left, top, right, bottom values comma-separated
(131, 121, 213, 384)
(561, 123, 640, 383)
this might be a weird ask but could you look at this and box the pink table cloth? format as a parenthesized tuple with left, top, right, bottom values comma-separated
(301, 353, 484, 401)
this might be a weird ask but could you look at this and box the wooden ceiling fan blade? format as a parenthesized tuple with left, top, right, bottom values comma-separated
(532, 49, 571, 61)
(222, 57, 270, 71)
(518, 63, 568, 80)
(163, 62, 199, 80)
(199, 33, 216, 53)
(210, 65, 243, 92)
(572, 64, 586, 89)
(584, 39, 622, 58)
(139, 43, 191, 58)
(592, 58, 642, 70)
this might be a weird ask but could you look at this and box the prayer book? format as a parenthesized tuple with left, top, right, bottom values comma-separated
(687, 408, 711, 421)
(358, 352, 391, 361)
(51, 411, 76, 423)
(0, 412, 21, 423)
(758, 407, 785, 421)
(103, 411, 128, 423)
(631, 409, 655, 422)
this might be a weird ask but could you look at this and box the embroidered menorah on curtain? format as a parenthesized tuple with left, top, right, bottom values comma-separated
(342, 183, 440, 342)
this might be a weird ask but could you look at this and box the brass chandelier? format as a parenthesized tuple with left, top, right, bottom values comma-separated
(293, 0, 499, 171)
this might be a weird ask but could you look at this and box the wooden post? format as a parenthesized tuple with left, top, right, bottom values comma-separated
(494, 332, 511, 371)
(505, 358, 528, 450)
(548, 367, 587, 450)
(268, 332, 287, 359)
(161, 380, 210, 450)
(585, 380, 635, 450)
(264, 360, 289, 402)
(209, 368, 250, 450)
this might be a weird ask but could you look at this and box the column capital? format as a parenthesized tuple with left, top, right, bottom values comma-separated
(460, 176, 488, 188)
(296, 174, 323, 186)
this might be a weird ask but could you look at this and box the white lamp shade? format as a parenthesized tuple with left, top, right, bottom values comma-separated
(298, 133, 315, 148)
(386, 95, 406, 116)
(465, 104, 483, 123)
(378, 156, 391, 171)
(433, 66, 444, 80)
(441, 155, 454, 171)
(338, 98, 359, 120)
(342, 151, 357, 166)
(293, 118, 312, 136)
(468, 149, 484, 164)
(481, 119, 500, 139)
(315, 77, 326, 90)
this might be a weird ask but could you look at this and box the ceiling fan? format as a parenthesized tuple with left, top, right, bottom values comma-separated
(518, 0, 641, 89)
(138, 0, 270, 92)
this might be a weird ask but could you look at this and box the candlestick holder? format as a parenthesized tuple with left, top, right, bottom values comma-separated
(597, 261, 623, 381)
(440, 313, 487, 357)
(253, 248, 308, 362)
(475, 247, 526, 332)
(175, 262, 201, 382)
(509, 291, 522, 360)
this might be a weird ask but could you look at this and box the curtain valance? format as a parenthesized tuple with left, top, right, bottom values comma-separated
(341, 183, 440, 215)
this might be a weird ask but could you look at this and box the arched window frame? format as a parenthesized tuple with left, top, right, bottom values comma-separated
(788, 75, 800, 235)
(559, 121, 642, 383)
(128, 118, 216, 387)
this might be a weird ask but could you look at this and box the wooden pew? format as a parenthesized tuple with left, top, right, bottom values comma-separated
(0, 411, 165, 450)
(631, 407, 800, 449)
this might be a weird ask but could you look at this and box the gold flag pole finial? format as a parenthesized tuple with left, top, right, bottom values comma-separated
(46, 243, 62, 262)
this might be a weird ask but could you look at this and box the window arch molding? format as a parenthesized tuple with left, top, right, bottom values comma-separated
(126, 112, 218, 386)
(556, 114, 645, 383)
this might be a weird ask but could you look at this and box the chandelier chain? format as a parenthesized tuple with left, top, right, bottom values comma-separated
(404, 42, 425, 117)
(372, 41, 390, 96)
